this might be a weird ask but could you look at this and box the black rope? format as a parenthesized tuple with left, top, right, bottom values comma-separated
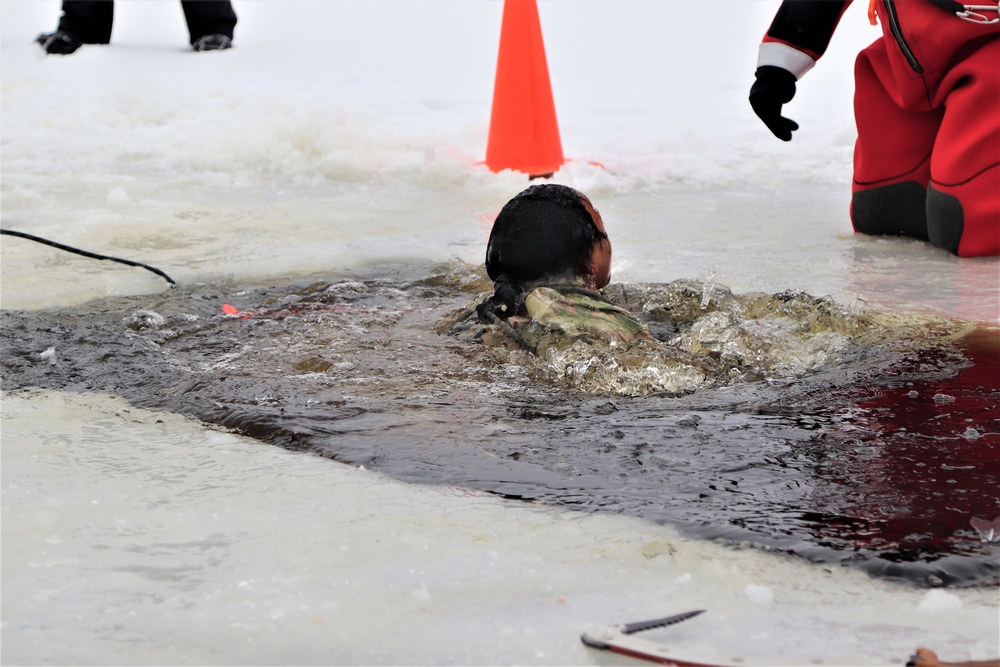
(0, 228, 177, 287)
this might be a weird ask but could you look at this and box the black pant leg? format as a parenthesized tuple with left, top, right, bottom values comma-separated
(57, 0, 114, 43)
(179, 1, 237, 43)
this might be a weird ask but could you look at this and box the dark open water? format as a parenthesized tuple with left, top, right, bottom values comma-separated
(3, 264, 998, 587)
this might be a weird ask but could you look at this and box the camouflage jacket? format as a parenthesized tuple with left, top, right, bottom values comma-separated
(480, 284, 649, 354)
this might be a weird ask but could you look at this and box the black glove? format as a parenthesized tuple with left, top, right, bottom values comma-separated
(749, 66, 799, 141)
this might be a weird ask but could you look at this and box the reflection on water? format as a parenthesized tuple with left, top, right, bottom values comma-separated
(2, 263, 997, 587)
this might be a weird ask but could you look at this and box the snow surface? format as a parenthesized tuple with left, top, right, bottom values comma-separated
(4, 1, 997, 320)
(4, 390, 999, 666)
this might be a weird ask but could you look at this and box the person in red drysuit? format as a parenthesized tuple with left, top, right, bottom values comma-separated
(749, 0, 999, 257)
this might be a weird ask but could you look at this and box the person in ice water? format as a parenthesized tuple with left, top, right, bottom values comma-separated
(36, 0, 237, 54)
(749, 0, 999, 257)
(476, 184, 649, 352)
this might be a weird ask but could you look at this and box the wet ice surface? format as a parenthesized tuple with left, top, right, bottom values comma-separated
(4, 265, 998, 589)
(6, 390, 999, 667)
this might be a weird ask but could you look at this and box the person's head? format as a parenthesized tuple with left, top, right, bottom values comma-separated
(485, 184, 612, 291)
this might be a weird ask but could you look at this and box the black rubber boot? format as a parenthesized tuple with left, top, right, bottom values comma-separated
(926, 186, 964, 256)
(851, 181, 930, 241)
(192, 33, 232, 51)
(35, 30, 83, 55)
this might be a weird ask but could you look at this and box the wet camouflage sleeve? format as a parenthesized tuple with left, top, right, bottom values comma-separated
(517, 287, 649, 352)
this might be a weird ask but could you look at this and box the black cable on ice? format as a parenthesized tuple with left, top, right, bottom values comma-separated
(0, 228, 177, 287)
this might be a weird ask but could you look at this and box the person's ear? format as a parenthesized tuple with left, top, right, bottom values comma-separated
(578, 259, 599, 289)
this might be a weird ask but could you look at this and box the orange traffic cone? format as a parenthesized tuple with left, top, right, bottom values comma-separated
(485, 0, 564, 178)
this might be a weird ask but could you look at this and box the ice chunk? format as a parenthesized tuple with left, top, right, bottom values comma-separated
(917, 589, 962, 613)
(38, 347, 57, 366)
